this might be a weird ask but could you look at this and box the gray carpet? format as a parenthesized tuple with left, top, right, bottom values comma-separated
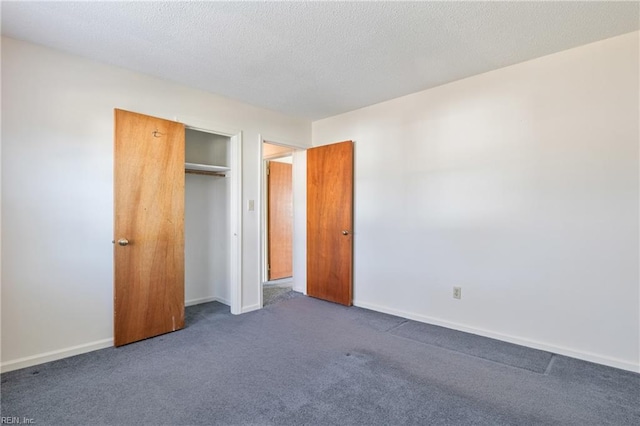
(2, 295, 639, 425)
(263, 284, 295, 306)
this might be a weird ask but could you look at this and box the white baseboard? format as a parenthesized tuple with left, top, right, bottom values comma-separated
(214, 296, 230, 306)
(186, 296, 229, 307)
(354, 299, 639, 373)
(185, 296, 217, 306)
(1, 338, 113, 373)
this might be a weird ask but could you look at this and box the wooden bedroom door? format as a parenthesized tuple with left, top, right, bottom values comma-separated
(307, 140, 354, 306)
(114, 109, 185, 346)
(267, 160, 293, 280)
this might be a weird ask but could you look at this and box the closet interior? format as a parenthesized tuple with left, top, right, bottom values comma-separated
(184, 128, 231, 306)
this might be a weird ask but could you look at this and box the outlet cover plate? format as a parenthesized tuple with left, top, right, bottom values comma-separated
(453, 287, 462, 299)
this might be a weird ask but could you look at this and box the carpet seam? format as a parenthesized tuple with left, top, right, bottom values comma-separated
(387, 332, 551, 375)
(543, 353, 557, 375)
(383, 319, 409, 333)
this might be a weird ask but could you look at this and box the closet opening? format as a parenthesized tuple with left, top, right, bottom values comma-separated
(262, 141, 297, 306)
(184, 128, 234, 310)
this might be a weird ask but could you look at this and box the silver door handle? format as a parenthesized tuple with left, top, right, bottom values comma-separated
(342, 230, 350, 236)
(117, 238, 129, 246)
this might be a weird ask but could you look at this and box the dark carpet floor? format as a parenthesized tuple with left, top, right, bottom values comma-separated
(1, 294, 639, 425)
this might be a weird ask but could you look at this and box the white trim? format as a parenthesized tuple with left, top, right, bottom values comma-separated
(241, 303, 261, 314)
(174, 116, 240, 139)
(1, 338, 113, 373)
(260, 140, 267, 308)
(261, 134, 311, 151)
(229, 132, 242, 315)
(354, 299, 640, 373)
(214, 296, 231, 306)
(264, 152, 293, 161)
(185, 296, 218, 307)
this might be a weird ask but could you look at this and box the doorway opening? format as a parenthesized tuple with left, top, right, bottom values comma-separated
(262, 141, 297, 306)
(184, 128, 232, 309)
(182, 120, 242, 315)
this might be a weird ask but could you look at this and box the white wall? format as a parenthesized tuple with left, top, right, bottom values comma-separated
(313, 32, 639, 372)
(1, 37, 311, 371)
(185, 173, 229, 304)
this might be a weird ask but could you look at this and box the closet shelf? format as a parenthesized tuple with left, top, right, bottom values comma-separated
(185, 162, 229, 177)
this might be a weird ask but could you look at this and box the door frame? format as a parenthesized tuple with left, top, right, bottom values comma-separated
(259, 136, 308, 308)
(177, 115, 243, 315)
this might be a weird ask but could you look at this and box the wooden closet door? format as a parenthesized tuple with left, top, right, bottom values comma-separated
(268, 161, 293, 280)
(114, 109, 185, 346)
(307, 141, 354, 306)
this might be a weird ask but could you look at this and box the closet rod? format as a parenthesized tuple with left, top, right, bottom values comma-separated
(185, 169, 226, 177)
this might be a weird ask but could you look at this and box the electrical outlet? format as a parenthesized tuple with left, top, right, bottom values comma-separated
(453, 287, 462, 299)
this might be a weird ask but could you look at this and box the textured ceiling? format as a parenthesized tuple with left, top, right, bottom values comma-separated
(2, 1, 638, 120)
